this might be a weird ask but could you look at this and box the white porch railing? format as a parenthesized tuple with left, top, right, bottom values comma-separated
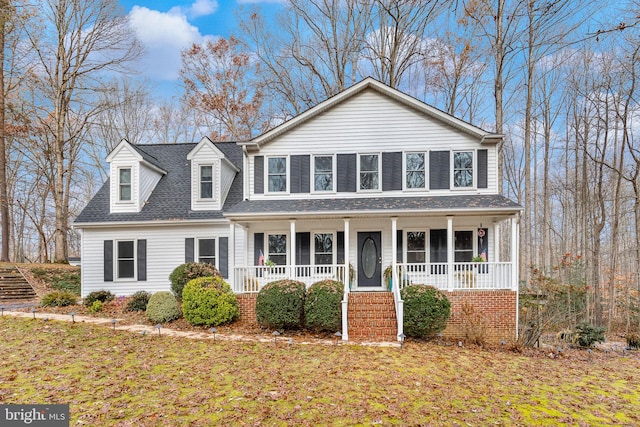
(233, 264, 347, 293)
(233, 262, 513, 293)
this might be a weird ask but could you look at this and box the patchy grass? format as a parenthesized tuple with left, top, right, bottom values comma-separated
(1, 317, 639, 426)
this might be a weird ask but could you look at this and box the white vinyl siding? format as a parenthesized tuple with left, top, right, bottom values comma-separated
(80, 223, 243, 297)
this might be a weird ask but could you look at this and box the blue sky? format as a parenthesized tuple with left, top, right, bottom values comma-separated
(118, 0, 283, 96)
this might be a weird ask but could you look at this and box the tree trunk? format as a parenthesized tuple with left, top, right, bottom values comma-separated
(0, 0, 9, 262)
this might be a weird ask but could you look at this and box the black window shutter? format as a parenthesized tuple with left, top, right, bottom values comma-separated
(254, 233, 264, 265)
(337, 231, 345, 263)
(296, 232, 311, 266)
(477, 149, 488, 189)
(430, 229, 448, 262)
(219, 237, 229, 278)
(137, 239, 147, 281)
(291, 155, 310, 193)
(185, 238, 194, 262)
(104, 240, 113, 282)
(396, 230, 403, 262)
(254, 156, 264, 194)
(382, 152, 402, 191)
(337, 154, 356, 192)
(429, 151, 450, 190)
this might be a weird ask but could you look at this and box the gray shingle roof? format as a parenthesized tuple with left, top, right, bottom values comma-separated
(74, 142, 243, 224)
(224, 194, 522, 218)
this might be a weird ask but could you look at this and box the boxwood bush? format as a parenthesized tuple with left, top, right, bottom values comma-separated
(304, 279, 343, 332)
(169, 262, 221, 299)
(41, 290, 78, 307)
(84, 290, 115, 307)
(182, 276, 239, 326)
(256, 279, 306, 330)
(401, 285, 451, 339)
(146, 291, 181, 323)
(125, 291, 152, 312)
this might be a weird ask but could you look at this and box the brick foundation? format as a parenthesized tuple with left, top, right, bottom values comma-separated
(441, 290, 517, 345)
(235, 290, 517, 345)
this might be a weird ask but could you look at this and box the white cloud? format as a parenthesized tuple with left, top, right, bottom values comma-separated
(237, 0, 285, 3)
(129, 6, 208, 80)
(189, 0, 219, 18)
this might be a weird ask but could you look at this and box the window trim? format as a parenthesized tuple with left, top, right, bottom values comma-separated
(451, 150, 475, 189)
(265, 156, 289, 194)
(196, 237, 217, 266)
(357, 153, 381, 192)
(312, 231, 335, 265)
(198, 164, 215, 201)
(116, 239, 136, 281)
(404, 151, 427, 191)
(312, 155, 336, 193)
(117, 167, 133, 203)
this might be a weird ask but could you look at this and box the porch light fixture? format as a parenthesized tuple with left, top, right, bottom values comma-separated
(272, 330, 280, 345)
(398, 333, 406, 348)
(334, 331, 342, 345)
(209, 327, 217, 341)
(69, 311, 76, 323)
(111, 319, 118, 330)
(155, 324, 162, 336)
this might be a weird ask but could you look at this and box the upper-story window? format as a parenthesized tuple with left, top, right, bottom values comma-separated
(268, 157, 287, 192)
(453, 151, 473, 188)
(359, 154, 379, 191)
(313, 155, 334, 192)
(200, 165, 213, 199)
(118, 168, 132, 202)
(405, 153, 426, 189)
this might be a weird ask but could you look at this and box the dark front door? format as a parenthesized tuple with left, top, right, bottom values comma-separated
(357, 231, 382, 287)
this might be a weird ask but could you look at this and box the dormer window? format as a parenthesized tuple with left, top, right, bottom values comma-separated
(453, 151, 473, 188)
(118, 168, 132, 202)
(268, 157, 287, 192)
(200, 165, 213, 199)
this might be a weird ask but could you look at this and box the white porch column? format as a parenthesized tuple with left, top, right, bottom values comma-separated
(391, 217, 397, 288)
(447, 216, 454, 291)
(342, 218, 350, 341)
(511, 216, 519, 291)
(290, 220, 296, 279)
(229, 222, 236, 288)
(493, 220, 500, 262)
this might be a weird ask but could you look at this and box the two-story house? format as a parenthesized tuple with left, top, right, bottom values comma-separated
(74, 78, 522, 344)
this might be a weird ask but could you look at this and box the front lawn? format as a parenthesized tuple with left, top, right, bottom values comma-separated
(1, 317, 638, 426)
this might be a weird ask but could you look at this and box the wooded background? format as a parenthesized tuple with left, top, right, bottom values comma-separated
(1, 0, 639, 331)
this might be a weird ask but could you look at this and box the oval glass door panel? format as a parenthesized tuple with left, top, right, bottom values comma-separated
(362, 237, 377, 279)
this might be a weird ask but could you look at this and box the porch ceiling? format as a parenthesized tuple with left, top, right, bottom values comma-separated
(224, 194, 522, 221)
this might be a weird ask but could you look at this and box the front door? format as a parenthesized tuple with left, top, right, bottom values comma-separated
(357, 231, 382, 288)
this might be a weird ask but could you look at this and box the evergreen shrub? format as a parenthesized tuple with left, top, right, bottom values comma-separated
(126, 291, 152, 312)
(41, 290, 78, 307)
(401, 285, 451, 339)
(256, 280, 306, 330)
(146, 291, 181, 323)
(169, 262, 221, 299)
(84, 290, 115, 307)
(182, 276, 239, 326)
(304, 279, 343, 332)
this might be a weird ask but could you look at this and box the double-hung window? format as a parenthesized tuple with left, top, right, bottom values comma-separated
(200, 165, 213, 199)
(453, 151, 473, 188)
(314, 233, 333, 265)
(267, 157, 287, 192)
(198, 238, 216, 265)
(406, 231, 426, 263)
(313, 156, 334, 192)
(117, 240, 135, 279)
(454, 230, 474, 262)
(118, 168, 132, 202)
(405, 153, 426, 189)
(359, 154, 379, 191)
(268, 234, 287, 265)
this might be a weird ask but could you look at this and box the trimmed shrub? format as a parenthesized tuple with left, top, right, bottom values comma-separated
(182, 276, 239, 326)
(169, 262, 221, 299)
(41, 290, 78, 307)
(146, 291, 181, 323)
(256, 280, 306, 330)
(126, 291, 152, 312)
(401, 285, 451, 339)
(574, 323, 605, 348)
(84, 290, 115, 307)
(626, 332, 640, 349)
(88, 300, 103, 313)
(305, 279, 343, 332)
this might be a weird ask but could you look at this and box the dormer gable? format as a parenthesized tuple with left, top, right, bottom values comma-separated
(107, 139, 166, 214)
(187, 137, 240, 211)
